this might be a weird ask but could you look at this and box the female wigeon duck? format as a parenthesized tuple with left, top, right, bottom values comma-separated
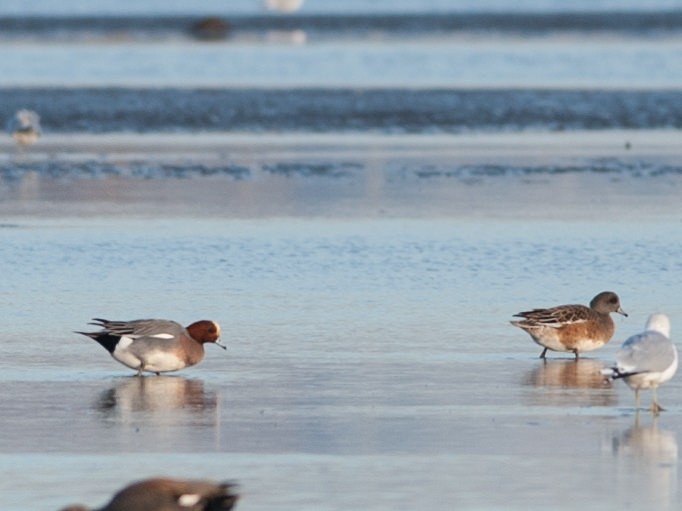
(601, 313, 678, 414)
(59, 478, 239, 511)
(511, 291, 627, 360)
(77, 318, 225, 375)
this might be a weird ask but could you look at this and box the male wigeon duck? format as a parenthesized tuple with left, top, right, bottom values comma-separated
(601, 313, 678, 414)
(511, 291, 627, 360)
(59, 478, 239, 511)
(77, 318, 225, 375)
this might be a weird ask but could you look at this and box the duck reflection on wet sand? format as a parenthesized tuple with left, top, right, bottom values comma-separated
(523, 359, 616, 407)
(611, 414, 678, 508)
(96, 376, 217, 416)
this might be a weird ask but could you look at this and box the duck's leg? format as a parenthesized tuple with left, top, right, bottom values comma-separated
(539, 347, 548, 359)
(572, 349, 579, 361)
(634, 389, 641, 411)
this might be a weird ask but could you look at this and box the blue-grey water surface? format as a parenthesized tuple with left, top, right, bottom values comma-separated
(2, 1, 682, 510)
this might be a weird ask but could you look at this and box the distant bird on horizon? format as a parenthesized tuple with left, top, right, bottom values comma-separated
(602, 313, 678, 414)
(191, 17, 230, 41)
(58, 478, 239, 511)
(6, 108, 41, 147)
(511, 291, 627, 360)
(264, 0, 305, 13)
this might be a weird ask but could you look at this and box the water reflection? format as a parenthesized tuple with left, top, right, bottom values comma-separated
(96, 376, 217, 416)
(611, 414, 678, 508)
(523, 359, 616, 407)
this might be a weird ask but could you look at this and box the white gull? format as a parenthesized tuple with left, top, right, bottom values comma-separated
(601, 313, 678, 414)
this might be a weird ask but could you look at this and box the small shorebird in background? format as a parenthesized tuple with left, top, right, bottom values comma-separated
(7, 109, 41, 147)
(264, 0, 304, 13)
(262, 0, 307, 43)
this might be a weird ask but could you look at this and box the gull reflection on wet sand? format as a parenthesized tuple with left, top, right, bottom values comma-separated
(611, 414, 678, 509)
(523, 359, 616, 407)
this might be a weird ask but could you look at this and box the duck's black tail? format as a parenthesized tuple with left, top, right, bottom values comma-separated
(75, 331, 119, 354)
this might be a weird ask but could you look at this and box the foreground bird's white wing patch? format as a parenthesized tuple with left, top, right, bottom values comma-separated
(178, 493, 202, 507)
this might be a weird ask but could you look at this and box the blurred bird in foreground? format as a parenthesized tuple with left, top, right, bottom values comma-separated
(58, 478, 239, 511)
(7, 108, 41, 147)
(601, 313, 678, 415)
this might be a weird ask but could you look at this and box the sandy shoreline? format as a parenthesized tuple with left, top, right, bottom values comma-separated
(1, 129, 681, 159)
(1, 130, 681, 220)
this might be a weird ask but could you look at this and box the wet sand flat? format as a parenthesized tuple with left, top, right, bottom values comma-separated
(2, 130, 682, 161)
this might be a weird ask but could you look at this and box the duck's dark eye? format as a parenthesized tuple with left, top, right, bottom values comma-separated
(208, 326, 217, 334)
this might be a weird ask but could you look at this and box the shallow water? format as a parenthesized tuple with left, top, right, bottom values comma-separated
(2, 1, 682, 509)
(3, 37, 682, 89)
(2, 3, 682, 89)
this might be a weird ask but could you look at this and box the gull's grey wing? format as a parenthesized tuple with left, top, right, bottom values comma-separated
(616, 331, 676, 374)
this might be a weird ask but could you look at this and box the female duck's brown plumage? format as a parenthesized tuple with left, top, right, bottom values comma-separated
(511, 291, 627, 360)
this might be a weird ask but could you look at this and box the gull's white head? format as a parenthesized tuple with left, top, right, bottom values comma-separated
(645, 313, 671, 337)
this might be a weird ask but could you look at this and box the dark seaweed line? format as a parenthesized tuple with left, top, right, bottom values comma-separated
(2, 159, 682, 182)
(2, 88, 682, 134)
(2, 11, 682, 36)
